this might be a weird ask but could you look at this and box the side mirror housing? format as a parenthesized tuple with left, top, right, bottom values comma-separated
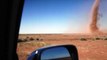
(27, 44, 78, 60)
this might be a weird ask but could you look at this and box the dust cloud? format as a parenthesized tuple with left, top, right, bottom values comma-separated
(89, 0, 102, 34)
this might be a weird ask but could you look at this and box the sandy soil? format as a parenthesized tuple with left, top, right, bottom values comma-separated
(17, 34, 107, 60)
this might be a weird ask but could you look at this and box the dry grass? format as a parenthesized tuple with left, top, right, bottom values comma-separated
(17, 34, 107, 60)
(17, 41, 50, 60)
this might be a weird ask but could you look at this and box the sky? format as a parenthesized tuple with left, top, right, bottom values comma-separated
(19, 0, 107, 34)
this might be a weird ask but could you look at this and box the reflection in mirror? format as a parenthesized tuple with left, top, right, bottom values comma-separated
(41, 47, 72, 60)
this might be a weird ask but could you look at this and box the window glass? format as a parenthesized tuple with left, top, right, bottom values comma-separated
(17, 0, 107, 60)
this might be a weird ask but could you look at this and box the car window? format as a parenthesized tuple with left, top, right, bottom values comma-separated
(17, 0, 107, 60)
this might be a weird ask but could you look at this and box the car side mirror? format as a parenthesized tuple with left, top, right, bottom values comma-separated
(27, 45, 78, 60)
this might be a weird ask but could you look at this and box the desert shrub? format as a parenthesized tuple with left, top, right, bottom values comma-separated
(26, 36, 29, 39)
(36, 38, 39, 41)
(29, 37, 34, 41)
(80, 38, 87, 41)
(95, 37, 101, 40)
(23, 39, 27, 42)
(24, 37, 29, 41)
(17, 39, 27, 42)
(17, 39, 23, 42)
(104, 38, 107, 40)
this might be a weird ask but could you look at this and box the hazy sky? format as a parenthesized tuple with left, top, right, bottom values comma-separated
(19, 0, 107, 34)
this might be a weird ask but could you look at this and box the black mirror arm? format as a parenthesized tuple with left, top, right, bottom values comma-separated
(66, 45, 79, 60)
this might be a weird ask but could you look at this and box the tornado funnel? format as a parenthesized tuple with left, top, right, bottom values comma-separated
(90, 0, 100, 33)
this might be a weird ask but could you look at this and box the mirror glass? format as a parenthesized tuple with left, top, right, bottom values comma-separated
(41, 47, 72, 60)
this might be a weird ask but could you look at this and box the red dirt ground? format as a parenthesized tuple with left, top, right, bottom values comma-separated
(17, 39, 107, 60)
